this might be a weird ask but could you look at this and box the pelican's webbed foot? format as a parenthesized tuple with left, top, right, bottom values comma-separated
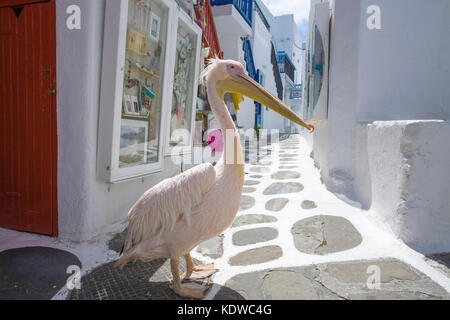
(170, 258, 210, 299)
(169, 281, 209, 299)
(182, 253, 219, 280)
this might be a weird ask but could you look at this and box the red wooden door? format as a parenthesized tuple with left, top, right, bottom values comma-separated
(0, 0, 57, 236)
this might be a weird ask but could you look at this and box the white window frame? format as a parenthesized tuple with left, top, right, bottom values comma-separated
(97, 0, 176, 183)
(163, 6, 202, 157)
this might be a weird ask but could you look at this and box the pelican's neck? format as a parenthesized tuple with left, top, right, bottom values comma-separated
(207, 79, 244, 184)
(206, 80, 237, 133)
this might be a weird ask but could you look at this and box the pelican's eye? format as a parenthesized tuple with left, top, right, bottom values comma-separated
(227, 64, 242, 77)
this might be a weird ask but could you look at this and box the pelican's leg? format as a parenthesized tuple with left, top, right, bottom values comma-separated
(184, 253, 195, 279)
(169, 258, 207, 299)
(182, 253, 219, 280)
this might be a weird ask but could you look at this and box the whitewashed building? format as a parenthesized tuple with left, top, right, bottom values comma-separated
(251, 0, 282, 132)
(210, 0, 254, 130)
(302, 0, 450, 254)
(271, 14, 305, 133)
(211, 0, 305, 133)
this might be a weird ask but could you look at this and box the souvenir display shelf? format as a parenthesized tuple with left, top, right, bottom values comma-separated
(119, 0, 167, 169)
(163, 5, 201, 156)
(168, 17, 199, 150)
(97, 0, 202, 183)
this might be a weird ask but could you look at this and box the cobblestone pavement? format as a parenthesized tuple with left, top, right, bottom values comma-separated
(197, 134, 450, 300)
(69, 134, 450, 300)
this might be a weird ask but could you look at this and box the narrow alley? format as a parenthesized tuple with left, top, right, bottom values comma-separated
(1, 0, 449, 305)
(65, 134, 450, 300)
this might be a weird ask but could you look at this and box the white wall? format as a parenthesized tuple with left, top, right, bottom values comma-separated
(311, 0, 360, 199)
(309, 0, 450, 253)
(56, 0, 182, 241)
(354, 121, 450, 254)
(212, 4, 252, 39)
(356, 0, 450, 121)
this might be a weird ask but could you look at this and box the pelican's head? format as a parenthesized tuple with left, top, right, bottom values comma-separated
(202, 58, 314, 133)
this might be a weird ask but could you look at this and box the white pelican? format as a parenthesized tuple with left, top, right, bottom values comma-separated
(116, 59, 314, 298)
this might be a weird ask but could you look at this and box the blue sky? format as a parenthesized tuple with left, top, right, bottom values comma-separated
(261, 0, 310, 40)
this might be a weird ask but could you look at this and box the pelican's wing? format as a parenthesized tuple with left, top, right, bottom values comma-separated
(123, 163, 216, 252)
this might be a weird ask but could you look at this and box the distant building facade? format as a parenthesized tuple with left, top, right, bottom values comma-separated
(211, 0, 305, 133)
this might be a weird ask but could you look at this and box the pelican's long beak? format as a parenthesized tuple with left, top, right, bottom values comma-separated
(216, 73, 314, 132)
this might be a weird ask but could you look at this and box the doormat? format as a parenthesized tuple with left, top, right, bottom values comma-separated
(0, 246, 81, 300)
(67, 257, 244, 300)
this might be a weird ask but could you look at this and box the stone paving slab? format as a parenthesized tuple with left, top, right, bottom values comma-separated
(232, 227, 278, 246)
(250, 161, 273, 166)
(291, 215, 363, 255)
(279, 158, 298, 162)
(301, 200, 317, 209)
(242, 187, 256, 193)
(263, 182, 304, 195)
(196, 235, 224, 259)
(215, 259, 450, 300)
(229, 246, 283, 266)
(265, 198, 289, 212)
(279, 154, 300, 158)
(239, 195, 256, 211)
(232, 214, 278, 228)
(279, 165, 299, 169)
(250, 166, 271, 173)
(244, 180, 260, 186)
(271, 171, 301, 180)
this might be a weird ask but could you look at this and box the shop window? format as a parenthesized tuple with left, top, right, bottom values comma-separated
(167, 18, 199, 151)
(119, 0, 169, 169)
(97, 0, 202, 183)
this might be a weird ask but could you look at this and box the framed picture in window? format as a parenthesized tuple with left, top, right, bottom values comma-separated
(119, 119, 148, 168)
(149, 12, 161, 42)
(131, 95, 140, 114)
(123, 94, 139, 115)
(127, 27, 147, 55)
